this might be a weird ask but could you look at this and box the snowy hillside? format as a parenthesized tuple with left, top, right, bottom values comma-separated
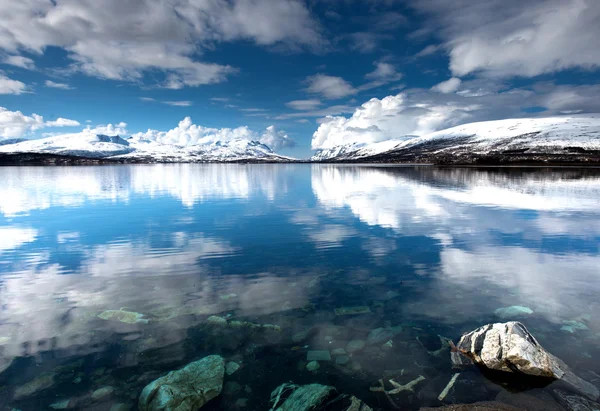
(0, 133, 293, 163)
(311, 116, 600, 164)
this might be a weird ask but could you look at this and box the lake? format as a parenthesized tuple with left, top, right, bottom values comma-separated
(0, 164, 599, 410)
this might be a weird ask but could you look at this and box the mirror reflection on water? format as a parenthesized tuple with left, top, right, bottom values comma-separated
(0, 164, 599, 410)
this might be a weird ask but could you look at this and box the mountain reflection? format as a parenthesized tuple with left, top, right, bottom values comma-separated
(0, 164, 297, 217)
(312, 165, 600, 327)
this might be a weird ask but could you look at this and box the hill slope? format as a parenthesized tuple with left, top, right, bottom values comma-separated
(311, 116, 600, 165)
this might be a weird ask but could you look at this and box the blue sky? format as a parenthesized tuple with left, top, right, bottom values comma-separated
(1, 0, 600, 158)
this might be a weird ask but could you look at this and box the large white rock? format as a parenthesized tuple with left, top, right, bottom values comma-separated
(453, 322, 599, 401)
(138, 355, 225, 411)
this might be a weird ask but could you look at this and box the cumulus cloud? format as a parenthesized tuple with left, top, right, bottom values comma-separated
(45, 118, 81, 127)
(286, 99, 322, 110)
(311, 93, 478, 149)
(45, 80, 74, 90)
(3, 55, 35, 69)
(413, 0, 600, 77)
(0, 107, 80, 138)
(305, 74, 357, 99)
(0, 74, 27, 95)
(0, 0, 323, 88)
(259, 125, 296, 150)
(131, 117, 293, 151)
(431, 77, 462, 94)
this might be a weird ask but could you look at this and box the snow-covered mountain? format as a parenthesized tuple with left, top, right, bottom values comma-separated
(0, 132, 293, 163)
(311, 116, 600, 165)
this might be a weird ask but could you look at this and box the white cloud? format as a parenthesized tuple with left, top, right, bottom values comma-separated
(164, 101, 193, 107)
(0, 0, 323, 88)
(311, 93, 477, 149)
(365, 62, 402, 82)
(286, 99, 322, 110)
(259, 125, 296, 150)
(0, 74, 27, 95)
(415, 44, 440, 58)
(0, 107, 44, 138)
(140, 97, 193, 107)
(414, 0, 600, 77)
(431, 77, 462, 94)
(3, 55, 35, 69)
(45, 80, 74, 90)
(359, 60, 403, 91)
(305, 74, 357, 99)
(131, 117, 293, 150)
(46, 118, 81, 127)
(90, 122, 128, 136)
(275, 104, 355, 120)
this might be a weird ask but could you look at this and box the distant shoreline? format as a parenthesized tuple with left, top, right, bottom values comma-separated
(2, 152, 600, 167)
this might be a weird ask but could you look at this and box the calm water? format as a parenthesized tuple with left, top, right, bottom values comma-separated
(0, 164, 599, 410)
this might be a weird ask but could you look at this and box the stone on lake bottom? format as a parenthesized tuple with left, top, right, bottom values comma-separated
(307, 350, 331, 361)
(367, 326, 403, 345)
(138, 355, 225, 411)
(553, 389, 600, 411)
(49, 400, 73, 409)
(306, 361, 320, 372)
(335, 306, 371, 316)
(225, 362, 240, 376)
(346, 340, 366, 353)
(561, 320, 589, 334)
(14, 372, 56, 400)
(493, 306, 533, 319)
(335, 355, 350, 366)
(91, 386, 114, 401)
(98, 310, 148, 324)
(331, 348, 346, 356)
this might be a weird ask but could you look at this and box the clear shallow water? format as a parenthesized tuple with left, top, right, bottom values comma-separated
(0, 164, 599, 410)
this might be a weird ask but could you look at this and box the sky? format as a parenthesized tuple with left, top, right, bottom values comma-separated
(0, 0, 599, 158)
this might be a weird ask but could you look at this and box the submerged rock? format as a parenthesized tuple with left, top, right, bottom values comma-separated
(493, 306, 533, 319)
(346, 340, 366, 353)
(49, 400, 74, 409)
(14, 372, 56, 400)
(307, 350, 331, 362)
(453, 322, 599, 401)
(269, 383, 372, 411)
(0, 356, 13, 376)
(91, 386, 114, 401)
(270, 383, 334, 411)
(138, 355, 225, 411)
(561, 320, 589, 334)
(335, 306, 371, 316)
(98, 309, 148, 324)
(553, 389, 600, 411)
(306, 361, 320, 372)
(225, 362, 240, 376)
(420, 402, 523, 410)
(367, 326, 403, 345)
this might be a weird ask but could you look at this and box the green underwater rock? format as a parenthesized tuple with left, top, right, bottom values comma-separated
(493, 305, 533, 319)
(334, 306, 371, 316)
(98, 310, 148, 324)
(139, 355, 225, 411)
(14, 372, 56, 400)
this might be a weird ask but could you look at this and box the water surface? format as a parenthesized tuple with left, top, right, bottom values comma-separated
(1, 164, 599, 410)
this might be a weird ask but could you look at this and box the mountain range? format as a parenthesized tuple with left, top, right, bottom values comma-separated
(1, 116, 600, 165)
(0, 133, 293, 164)
(312, 116, 600, 165)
